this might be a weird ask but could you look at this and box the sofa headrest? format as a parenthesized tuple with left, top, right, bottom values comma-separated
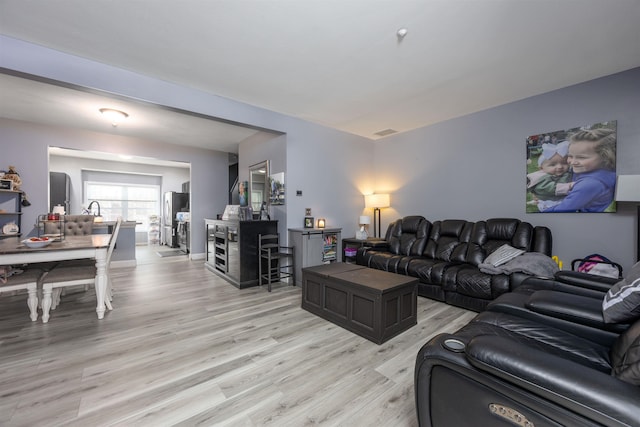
(423, 220, 472, 262)
(387, 216, 430, 256)
(401, 216, 426, 234)
(485, 218, 521, 240)
(439, 220, 469, 237)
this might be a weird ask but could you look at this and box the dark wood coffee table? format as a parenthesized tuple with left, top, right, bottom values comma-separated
(301, 264, 418, 344)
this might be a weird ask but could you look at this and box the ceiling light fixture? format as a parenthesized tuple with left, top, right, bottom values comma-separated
(397, 28, 408, 40)
(99, 108, 129, 127)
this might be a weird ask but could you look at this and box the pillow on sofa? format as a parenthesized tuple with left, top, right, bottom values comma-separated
(483, 244, 525, 267)
(611, 317, 640, 385)
(603, 261, 640, 323)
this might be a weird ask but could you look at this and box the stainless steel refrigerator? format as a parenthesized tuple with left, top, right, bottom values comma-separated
(162, 191, 189, 248)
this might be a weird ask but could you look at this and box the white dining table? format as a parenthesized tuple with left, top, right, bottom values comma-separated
(0, 235, 112, 319)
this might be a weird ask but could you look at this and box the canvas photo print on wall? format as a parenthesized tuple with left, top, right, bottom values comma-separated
(526, 120, 617, 213)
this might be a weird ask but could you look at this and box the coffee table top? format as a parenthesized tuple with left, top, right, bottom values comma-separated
(302, 263, 364, 277)
(304, 263, 417, 293)
(333, 268, 417, 293)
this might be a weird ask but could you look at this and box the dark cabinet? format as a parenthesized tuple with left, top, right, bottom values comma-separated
(205, 219, 277, 288)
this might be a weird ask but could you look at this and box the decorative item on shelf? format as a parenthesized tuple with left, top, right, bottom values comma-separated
(364, 193, 390, 238)
(21, 193, 31, 207)
(344, 247, 358, 258)
(0, 179, 13, 190)
(2, 221, 19, 235)
(356, 215, 370, 240)
(1, 165, 22, 191)
(304, 208, 314, 228)
(37, 213, 65, 241)
(317, 218, 326, 229)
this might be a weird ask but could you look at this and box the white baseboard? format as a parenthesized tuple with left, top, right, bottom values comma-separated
(111, 259, 137, 269)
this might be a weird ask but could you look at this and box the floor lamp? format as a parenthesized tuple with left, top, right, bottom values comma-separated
(364, 194, 390, 238)
(615, 175, 640, 262)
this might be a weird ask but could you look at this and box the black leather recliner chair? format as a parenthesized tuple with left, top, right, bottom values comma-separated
(415, 310, 640, 426)
(415, 271, 640, 426)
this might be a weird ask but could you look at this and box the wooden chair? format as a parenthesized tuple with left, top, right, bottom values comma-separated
(258, 233, 294, 292)
(0, 267, 43, 321)
(40, 218, 122, 323)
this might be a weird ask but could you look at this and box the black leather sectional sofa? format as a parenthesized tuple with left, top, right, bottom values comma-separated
(414, 272, 640, 427)
(356, 216, 553, 311)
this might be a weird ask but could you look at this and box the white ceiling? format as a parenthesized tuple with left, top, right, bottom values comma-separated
(0, 73, 265, 154)
(1, 0, 640, 147)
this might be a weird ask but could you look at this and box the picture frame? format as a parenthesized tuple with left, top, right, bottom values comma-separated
(269, 172, 285, 205)
(304, 216, 314, 228)
(239, 180, 248, 207)
(526, 120, 617, 213)
(0, 179, 13, 190)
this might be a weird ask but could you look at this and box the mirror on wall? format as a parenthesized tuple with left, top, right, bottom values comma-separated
(249, 160, 269, 213)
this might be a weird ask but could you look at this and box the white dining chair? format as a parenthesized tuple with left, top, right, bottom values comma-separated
(40, 217, 122, 323)
(0, 268, 43, 321)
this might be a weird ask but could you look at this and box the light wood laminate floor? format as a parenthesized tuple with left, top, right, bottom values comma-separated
(0, 255, 476, 426)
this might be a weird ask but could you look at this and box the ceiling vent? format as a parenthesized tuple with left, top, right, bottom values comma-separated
(374, 128, 398, 137)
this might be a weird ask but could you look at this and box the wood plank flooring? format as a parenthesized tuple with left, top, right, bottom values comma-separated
(0, 250, 476, 426)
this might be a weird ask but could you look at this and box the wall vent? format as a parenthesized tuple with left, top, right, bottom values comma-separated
(374, 128, 398, 137)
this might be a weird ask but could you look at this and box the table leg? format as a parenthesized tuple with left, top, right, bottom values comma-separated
(94, 250, 108, 319)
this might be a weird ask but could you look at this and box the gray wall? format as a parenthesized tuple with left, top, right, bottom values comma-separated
(375, 67, 640, 272)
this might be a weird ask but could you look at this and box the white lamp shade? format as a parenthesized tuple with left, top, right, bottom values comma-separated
(364, 193, 390, 209)
(615, 175, 640, 202)
(359, 215, 371, 225)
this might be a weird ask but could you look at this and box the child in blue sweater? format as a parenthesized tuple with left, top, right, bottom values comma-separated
(543, 128, 616, 212)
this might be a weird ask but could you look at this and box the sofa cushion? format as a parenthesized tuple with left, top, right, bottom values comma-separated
(386, 216, 430, 256)
(466, 219, 533, 266)
(611, 318, 640, 385)
(603, 261, 640, 323)
(423, 220, 471, 261)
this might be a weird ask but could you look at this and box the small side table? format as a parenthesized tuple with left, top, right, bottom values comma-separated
(342, 237, 387, 263)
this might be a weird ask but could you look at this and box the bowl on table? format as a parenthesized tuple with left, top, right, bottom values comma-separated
(22, 237, 53, 248)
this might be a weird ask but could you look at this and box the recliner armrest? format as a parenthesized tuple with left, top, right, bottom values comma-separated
(525, 290, 629, 333)
(466, 335, 640, 426)
(555, 270, 618, 291)
(364, 239, 389, 249)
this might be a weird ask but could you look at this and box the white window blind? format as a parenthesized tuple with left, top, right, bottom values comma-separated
(83, 172, 161, 232)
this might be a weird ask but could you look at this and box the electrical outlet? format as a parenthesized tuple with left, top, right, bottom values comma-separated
(296, 190, 302, 196)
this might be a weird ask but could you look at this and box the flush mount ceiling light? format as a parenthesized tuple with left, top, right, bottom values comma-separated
(99, 108, 129, 127)
(397, 27, 408, 40)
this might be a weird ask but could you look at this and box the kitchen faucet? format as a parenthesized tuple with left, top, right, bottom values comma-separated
(87, 200, 101, 217)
